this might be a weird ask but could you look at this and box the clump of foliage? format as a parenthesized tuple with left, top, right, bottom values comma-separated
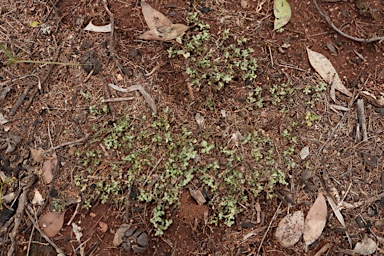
(75, 106, 295, 235)
(167, 12, 258, 89)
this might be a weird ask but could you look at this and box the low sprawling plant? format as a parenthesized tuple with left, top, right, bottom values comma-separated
(168, 12, 258, 90)
(74, 105, 297, 235)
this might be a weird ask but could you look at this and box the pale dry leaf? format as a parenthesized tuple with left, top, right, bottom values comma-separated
(0, 113, 8, 125)
(241, 0, 248, 8)
(141, 1, 172, 30)
(42, 152, 58, 184)
(299, 146, 310, 160)
(127, 84, 157, 114)
(306, 48, 352, 101)
(113, 224, 131, 246)
(275, 210, 304, 248)
(361, 91, 384, 107)
(32, 189, 44, 206)
(195, 113, 205, 129)
(325, 194, 352, 247)
(354, 237, 377, 255)
(83, 21, 112, 33)
(139, 24, 189, 41)
(30, 148, 45, 163)
(273, 0, 291, 30)
(72, 223, 83, 242)
(2, 192, 16, 203)
(189, 187, 206, 205)
(303, 191, 327, 246)
(38, 211, 66, 237)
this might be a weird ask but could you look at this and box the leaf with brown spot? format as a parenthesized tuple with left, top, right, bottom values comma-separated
(138, 24, 189, 41)
(275, 210, 304, 248)
(141, 1, 172, 30)
(38, 211, 66, 237)
(42, 152, 58, 184)
(303, 191, 327, 246)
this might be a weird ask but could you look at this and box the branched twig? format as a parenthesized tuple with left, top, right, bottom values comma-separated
(311, 0, 384, 43)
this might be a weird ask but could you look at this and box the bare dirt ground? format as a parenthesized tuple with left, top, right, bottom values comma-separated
(1, 0, 384, 255)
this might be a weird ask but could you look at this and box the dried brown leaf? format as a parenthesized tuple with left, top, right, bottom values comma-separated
(139, 24, 189, 41)
(30, 148, 45, 163)
(38, 211, 66, 237)
(307, 48, 352, 101)
(42, 152, 58, 184)
(189, 187, 206, 205)
(141, 1, 172, 30)
(99, 221, 109, 233)
(303, 191, 327, 246)
(275, 211, 304, 248)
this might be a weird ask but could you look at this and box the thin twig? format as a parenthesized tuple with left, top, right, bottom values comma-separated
(47, 135, 89, 152)
(312, 0, 384, 43)
(102, 97, 135, 103)
(9, 84, 32, 116)
(257, 201, 282, 255)
(25, 205, 65, 255)
(8, 190, 27, 256)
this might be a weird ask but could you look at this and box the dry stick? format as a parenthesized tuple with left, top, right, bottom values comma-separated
(47, 135, 89, 152)
(340, 191, 384, 209)
(26, 226, 35, 256)
(102, 97, 135, 103)
(356, 99, 368, 142)
(8, 190, 27, 256)
(9, 84, 32, 116)
(103, 84, 116, 121)
(24, 45, 62, 112)
(257, 201, 282, 256)
(103, 0, 123, 73)
(311, 0, 384, 43)
(25, 206, 65, 255)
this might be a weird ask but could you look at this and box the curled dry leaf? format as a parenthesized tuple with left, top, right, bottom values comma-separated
(139, 24, 189, 41)
(303, 191, 327, 246)
(31, 189, 44, 206)
(189, 187, 206, 205)
(83, 21, 112, 33)
(273, 0, 291, 30)
(275, 210, 304, 248)
(361, 91, 384, 107)
(354, 237, 377, 255)
(30, 148, 45, 163)
(72, 223, 83, 242)
(306, 48, 352, 101)
(38, 211, 66, 237)
(113, 224, 131, 246)
(42, 152, 58, 184)
(141, 0, 172, 30)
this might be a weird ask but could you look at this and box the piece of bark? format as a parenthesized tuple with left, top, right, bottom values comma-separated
(356, 99, 368, 141)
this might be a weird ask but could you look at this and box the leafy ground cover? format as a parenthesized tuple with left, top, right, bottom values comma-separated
(0, 0, 384, 255)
